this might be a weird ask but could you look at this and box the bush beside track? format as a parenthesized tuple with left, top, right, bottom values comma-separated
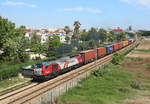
(0, 61, 37, 81)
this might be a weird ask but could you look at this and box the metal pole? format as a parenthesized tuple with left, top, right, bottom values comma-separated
(95, 46, 98, 69)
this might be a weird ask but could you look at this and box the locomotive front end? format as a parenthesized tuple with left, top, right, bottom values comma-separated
(21, 64, 43, 78)
(21, 65, 34, 77)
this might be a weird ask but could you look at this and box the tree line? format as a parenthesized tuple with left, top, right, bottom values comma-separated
(138, 31, 150, 36)
(0, 16, 127, 64)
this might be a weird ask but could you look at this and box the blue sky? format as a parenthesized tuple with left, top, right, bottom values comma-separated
(0, 0, 150, 30)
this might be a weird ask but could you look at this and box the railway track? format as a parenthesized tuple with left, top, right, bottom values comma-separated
(0, 41, 139, 104)
(0, 82, 39, 101)
(0, 55, 111, 104)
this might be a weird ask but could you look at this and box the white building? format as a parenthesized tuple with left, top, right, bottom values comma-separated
(25, 29, 73, 44)
(59, 33, 73, 43)
(25, 32, 32, 40)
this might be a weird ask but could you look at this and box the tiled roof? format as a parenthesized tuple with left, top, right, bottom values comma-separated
(113, 29, 123, 33)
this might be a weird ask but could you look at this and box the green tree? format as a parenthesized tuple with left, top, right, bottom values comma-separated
(107, 33, 116, 42)
(80, 31, 88, 41)
(30, 33, 47, 58)
(46, 35, 61, 57)
(2, 26, 30, 62)
(78, 42, 88, 51)
(31, 32, 41, 45)
(138, 31, 150, 36)
(0, 16, 16, 50)
(65, 36, 70, 44)
(98, 29, 107, 43)
(112, 53, 124, 65)
(86, 27, 99, 41)
(64, 26, 71, 34)
(88, 39, 96, 49)
(117, 32, 126, 42)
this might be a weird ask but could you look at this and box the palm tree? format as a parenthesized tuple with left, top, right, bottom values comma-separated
(64, 26, 70, 34)
(73, 21, 81, 40)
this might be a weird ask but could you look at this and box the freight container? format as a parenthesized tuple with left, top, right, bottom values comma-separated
(97, 47, 106, 58)
(125, 40, 129, 46)
(123, 41, 127, 47)
(113, 44, 119, 51)
(106, 45, 114, 54)
(118, 42, 123, 49)
(80, 49, 96, 63)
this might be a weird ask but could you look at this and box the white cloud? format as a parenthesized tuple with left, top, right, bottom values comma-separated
(57, 7, 102, 14)
(1, 1, 37, 8)
(121, 0, 150, 8)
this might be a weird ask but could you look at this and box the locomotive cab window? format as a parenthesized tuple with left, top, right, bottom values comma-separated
(36, 64, 43, 68)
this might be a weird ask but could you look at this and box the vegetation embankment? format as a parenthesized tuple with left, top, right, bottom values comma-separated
(0, 60, 38, 81)
(59, 54, 150, 104)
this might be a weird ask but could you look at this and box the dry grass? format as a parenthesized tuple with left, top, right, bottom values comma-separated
(122, 57, 150, 104)
(127, 40, 150, 58)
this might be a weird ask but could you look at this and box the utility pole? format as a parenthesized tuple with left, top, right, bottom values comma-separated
(95, 46, 98, 69)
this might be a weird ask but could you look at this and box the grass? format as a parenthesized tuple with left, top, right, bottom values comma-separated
(0, 78, 31, 95)
(0, 76, 30, 89)
(60, 65, 135, 104)
(0, 60, 39, 81)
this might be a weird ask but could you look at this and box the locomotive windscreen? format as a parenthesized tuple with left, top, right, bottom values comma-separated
(35, 64, 43, 68)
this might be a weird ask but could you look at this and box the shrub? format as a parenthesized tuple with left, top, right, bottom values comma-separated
(92, 67, 109, 77)
(0, 65, 19, 81)
(112, 53, 124, 65)
(147, 64, 150, 70)
(136, 57, 144, 62)
(118, 88, 131, 93)
(0, 60, 37, 81)
(130, 80, 141, 90)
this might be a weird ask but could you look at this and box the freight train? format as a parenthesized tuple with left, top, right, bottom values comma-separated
(21, 39, 135, 80)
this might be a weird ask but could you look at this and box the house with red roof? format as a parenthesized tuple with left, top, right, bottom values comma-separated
(113, 28, 123, 34)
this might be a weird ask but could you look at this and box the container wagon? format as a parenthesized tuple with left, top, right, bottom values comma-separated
(97, 47, 106, 58)
(113, 44, 119, 51)
(80, 49, 96, 64)
(106, 45, 114, 54)
(123, 41, 127, 47)
(125, 40, 129, 46)
(118, 42, 123, 49)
